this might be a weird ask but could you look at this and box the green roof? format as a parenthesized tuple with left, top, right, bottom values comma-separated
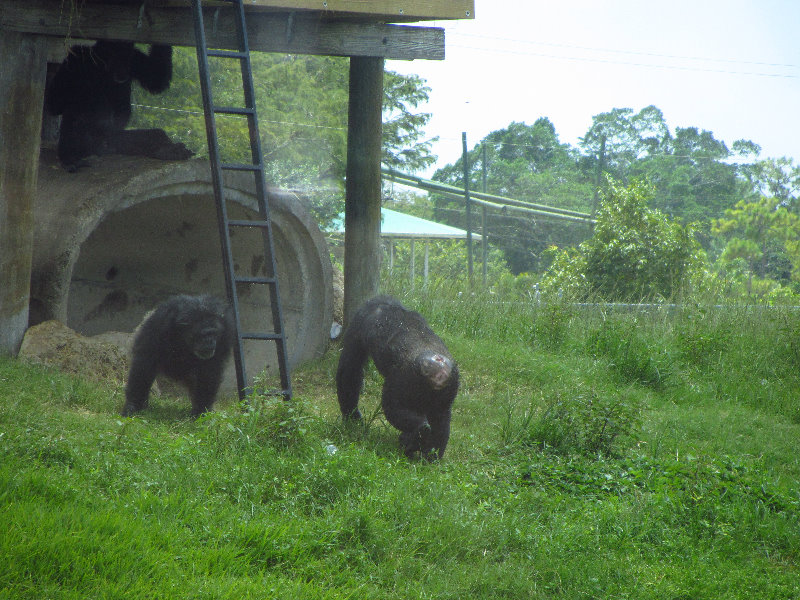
(329, 207, 479, 240)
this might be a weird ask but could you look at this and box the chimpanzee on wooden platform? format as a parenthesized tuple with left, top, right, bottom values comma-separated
(46, 40, 192, 172)
(336, 295, 459, 460)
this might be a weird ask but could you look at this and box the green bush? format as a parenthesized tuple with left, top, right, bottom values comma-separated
(539, 178, 705, 301)
(504, 385, 643, 457)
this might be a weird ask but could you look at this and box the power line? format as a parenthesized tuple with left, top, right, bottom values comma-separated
(453, 31, 798, 70)
(447, 42, 799, 79)
(446, 32, 799, 79)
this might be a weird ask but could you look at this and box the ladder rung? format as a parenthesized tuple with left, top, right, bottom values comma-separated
(213, 106, 255, 116)
(193, 0, 292, 402)
(221, 162, 261, 172)
(228, 219, 270, 228)
(241, 332, 284, 341)
(235, 276, 277, 285)
(207, 49, 248, 59)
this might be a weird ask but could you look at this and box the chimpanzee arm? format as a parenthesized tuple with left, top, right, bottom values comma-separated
(45, 48, 88, 116)
(130, 45, 173, 94)
(424, 408, 452, 460)
(381, 381, 432, 457)
(122, 353, 159, 416)
(336, 335, 370, 420)
(189, 360, 225, 417)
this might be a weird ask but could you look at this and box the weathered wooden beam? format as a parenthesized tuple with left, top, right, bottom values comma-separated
(1, 0, 445, 60)
(343, 56, 384, 327)
(176, 0, 474, 22)
(0, 31, 48, 355)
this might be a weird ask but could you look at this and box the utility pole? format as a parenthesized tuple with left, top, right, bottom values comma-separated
(481, 143, 488, 286)
(590, 135, 607, 230)
(462, 132, 474, 285)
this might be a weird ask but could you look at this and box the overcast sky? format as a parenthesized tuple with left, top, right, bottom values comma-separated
(386, 0, 800, 177)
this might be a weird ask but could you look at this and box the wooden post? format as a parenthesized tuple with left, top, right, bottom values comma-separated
(0, 31, 47, 355)
(343, 56, 384, 326)
(590, 135, 606, 231)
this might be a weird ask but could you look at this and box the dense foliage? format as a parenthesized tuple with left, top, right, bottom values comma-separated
(430, 106, 800, 295)
(538, 179, 704, 300)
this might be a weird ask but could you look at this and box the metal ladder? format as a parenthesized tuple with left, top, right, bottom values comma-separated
(190, 0, 291, 400)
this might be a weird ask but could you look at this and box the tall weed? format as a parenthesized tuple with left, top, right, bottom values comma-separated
(499, 384, 643, 457)
(587, 313, 674, 389)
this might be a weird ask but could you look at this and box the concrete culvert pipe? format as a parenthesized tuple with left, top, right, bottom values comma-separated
(32, 150, 333, 391)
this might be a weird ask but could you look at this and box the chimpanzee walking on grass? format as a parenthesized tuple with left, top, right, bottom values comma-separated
(122, 295, 234, 418)
(336, 296, 459, 460)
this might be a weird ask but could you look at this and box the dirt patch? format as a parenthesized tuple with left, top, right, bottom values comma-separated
(19, 320, 130, 386)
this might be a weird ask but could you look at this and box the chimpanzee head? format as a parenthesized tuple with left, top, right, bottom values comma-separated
(417, 352, 454, 389)
(188, 320, 224, 360)
(92, 40, 136, 84)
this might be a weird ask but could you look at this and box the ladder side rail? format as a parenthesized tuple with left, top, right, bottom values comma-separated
(229, 0, 293, 397)
(191, 0, 248, 398)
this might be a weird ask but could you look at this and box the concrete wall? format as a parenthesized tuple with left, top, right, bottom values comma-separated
(32, 149, 333, 390)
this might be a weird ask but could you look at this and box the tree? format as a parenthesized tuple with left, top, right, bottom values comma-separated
(430, 118, 593, 274)
(712, 197, 800, 290)
(541, 179, 704, 300)
(580, 105, 670, 181)
(741, 157, 800, 206)
(578, 106, 757, 224)
(382, 71, 437, 173)
(131, 48, 436, 188)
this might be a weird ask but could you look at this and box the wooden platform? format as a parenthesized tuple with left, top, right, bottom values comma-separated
(157, 0, 473, 22)
(1, 0, 473, 60)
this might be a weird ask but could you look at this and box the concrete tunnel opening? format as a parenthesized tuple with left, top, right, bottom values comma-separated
(33, 153, 334, 392)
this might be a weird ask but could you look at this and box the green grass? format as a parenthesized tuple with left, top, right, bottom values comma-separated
(2, 287, 799, 598)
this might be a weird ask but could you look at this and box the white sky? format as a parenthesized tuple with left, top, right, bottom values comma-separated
(386, 0, 800, 177)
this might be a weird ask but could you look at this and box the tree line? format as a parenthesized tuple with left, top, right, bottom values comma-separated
(429, 106, 800, 301)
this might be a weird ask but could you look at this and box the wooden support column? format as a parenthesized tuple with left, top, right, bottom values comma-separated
(0, 31, 47, 355)
(343, 56, 384, 327)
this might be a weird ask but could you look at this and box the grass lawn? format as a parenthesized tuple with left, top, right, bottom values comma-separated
(1, 289, 799, 598)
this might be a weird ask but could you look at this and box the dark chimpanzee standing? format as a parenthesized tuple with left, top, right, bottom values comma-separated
(336, 295, 459, 460)
(122, 295, 235, 418)
(45, 40, 191, 172)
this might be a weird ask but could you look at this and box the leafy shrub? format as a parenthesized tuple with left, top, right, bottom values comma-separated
(199, 393, 316, 453)
(584, 179, 704, 299)
(533, 387, 642, 456)
(539, 178, 705, 301)
(531, 301, 575, 348)
(676, 309, 731, 367)
(502, 385, 643, 457)
(251, 395, 315, 449)
(537, 245, 589, 300)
